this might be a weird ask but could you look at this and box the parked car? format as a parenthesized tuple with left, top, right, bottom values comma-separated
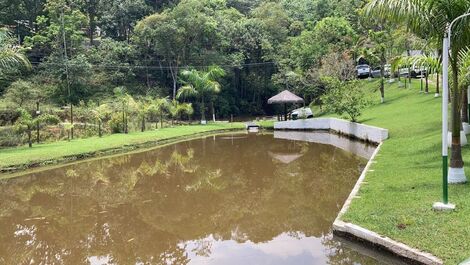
(371, 64, 392, 78)
(291, 107, 313, 120)
(384, 64, 391, 77)
(411, 66, 427, 78)
(398, 66, 427, 78)
(371, 67, 381, 78)
(356, 64, 371, 78)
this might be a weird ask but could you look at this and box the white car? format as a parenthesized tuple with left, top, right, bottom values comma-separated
(291, 107, 313, 120)
(356, 64, 371, 78)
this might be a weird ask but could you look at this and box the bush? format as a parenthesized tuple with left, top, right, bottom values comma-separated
(109, 113, 124, 133)
(321, 78, 369, 122)
(0, 126, 24, 147)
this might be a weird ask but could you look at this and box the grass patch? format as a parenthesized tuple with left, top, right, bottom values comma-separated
(0, 122, 245, 170)
(257, 120, 275, 129)
(333, 79, 470, 264)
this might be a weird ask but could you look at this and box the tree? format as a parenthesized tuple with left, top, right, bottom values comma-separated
(178, 66, 225, 122)
(92, 102, 111, 137)
(321, 78, 369, 122)
(4, 80, 39, 108)
(366, 0, 470, 175)
(413, 54, 441, 94)
(14, 108, 59, 147)
(24, 1, 88, 57)
(99, 0, 151, 42)
(0, 28, 31, 74)
(134, 0, 225, 99)
(136, 96, 153, 132)
(168, 100, 194, 124)
(113, 87, 136, 134)
(151, 97, 171, 129)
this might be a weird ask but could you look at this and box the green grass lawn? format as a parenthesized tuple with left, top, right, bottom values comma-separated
(0, 122, 245, 170)
(333, 79, 470, 264)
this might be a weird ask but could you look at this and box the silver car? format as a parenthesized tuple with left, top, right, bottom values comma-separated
(356, 64, 371, 78)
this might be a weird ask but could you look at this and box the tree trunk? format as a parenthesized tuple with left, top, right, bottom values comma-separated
(28, 129, 32, 148)
(212, 101, 216, 122)
(36, 101, 40, 143)
(141, 115, 145, 132)
(160, 113, 164, 129)
(122, 110, 125, 133)
(170, 64, 178, 100)
(201, 99, 206, 122)
(98, 119, 102, 137)
(407, 49, 412, 86)
(450, 52, 464, 168)
(380, 57, 385, 103)
(70, 104, 74, 139)
(125, 113, 128, 134)
(436, 73, 440, 95)
(425, 69, 429, 93)
(462, 89, 468, 123)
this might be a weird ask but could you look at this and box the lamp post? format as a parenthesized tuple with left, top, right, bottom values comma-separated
(434, 13, 470, 211)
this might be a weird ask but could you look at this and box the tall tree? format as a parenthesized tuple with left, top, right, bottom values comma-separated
(177, 66, 225, 122)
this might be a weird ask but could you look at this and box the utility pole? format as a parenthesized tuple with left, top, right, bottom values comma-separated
(61, 11, 74, 139)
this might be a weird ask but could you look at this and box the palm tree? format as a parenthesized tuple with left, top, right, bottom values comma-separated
(0, 28, 31, 73)
(92, 103, 111, 137)
(151, 97, 171, 129)
(136, 96, 153, 132)
(413, 54, 441, 95)
(366, 0, 470, 172)
(177, 66, 226, 123)
(169, 100, 194, 124)
(14, 108, 59, 148)
(113, 87, 136, 134)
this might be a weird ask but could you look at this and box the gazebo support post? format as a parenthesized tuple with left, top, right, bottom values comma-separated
(284, 104, 287, 121)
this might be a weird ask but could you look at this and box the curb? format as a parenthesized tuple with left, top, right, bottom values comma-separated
(332, 143, 443, 265)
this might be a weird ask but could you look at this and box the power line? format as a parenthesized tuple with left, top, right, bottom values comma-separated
(29, 61, 277, 70)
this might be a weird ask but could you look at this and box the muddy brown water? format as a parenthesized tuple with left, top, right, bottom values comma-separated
(0, 132, 404, 264)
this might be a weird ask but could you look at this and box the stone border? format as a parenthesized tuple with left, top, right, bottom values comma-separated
(332, 143, 443, 265)
(274, 118, 389, 144)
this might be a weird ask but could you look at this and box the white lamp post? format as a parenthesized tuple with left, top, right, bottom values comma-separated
(434, 13, 470, 211)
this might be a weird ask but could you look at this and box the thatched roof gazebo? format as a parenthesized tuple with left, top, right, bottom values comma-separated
(268, 90, 304, 121)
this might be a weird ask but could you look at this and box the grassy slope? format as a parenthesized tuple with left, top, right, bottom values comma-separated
(336, 80, 470, 264)
(0, 123, 245, 168)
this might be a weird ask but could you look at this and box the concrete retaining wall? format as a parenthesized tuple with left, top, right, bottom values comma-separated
(274, 118, 389, 143)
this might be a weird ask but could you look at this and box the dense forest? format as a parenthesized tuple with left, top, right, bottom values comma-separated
(0, 0, 436, 148)
(0, 0, 424, 117)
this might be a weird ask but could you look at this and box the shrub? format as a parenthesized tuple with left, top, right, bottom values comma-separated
(0, 126, 24, 147)
(109, 113, 124, 133)
(321, 78, 369, 122)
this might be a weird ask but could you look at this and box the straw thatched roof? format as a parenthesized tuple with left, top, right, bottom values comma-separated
(268, 90, 304, 104)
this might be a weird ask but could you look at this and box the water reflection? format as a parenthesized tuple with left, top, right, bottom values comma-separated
(274, 130, 377, 160)
(0, 133, 390, 264)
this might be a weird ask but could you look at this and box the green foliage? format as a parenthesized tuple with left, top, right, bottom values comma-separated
(24, 2, 88, 55)
(321, 78, 369, 122)
(0, 28, 31, 75)
(313, 17, 356, 50)
(3, 80, 39, 108)
(108, 112, 124, 133)
(169, 100, 194, 122)
(178, 66, 225, 121)
(14, 107, 60, 147)
(99, 0, 151, 41)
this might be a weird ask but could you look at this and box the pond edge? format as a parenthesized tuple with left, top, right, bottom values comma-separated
(0, 128, 245, 175)
(332, 143, 443, 265)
